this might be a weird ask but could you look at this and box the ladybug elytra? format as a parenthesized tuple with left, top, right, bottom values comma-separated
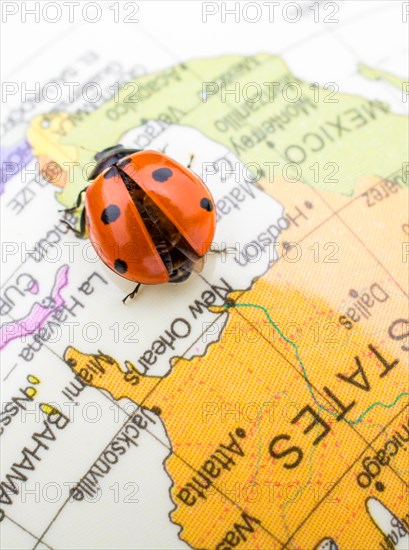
(62, 145, 216, 303)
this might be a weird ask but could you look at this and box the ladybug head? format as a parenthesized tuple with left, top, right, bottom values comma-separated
(88, 144, 139, 181)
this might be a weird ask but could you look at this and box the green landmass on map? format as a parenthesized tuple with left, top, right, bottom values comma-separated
(27, 53, 408, 206)
(359, 63, 407, 90)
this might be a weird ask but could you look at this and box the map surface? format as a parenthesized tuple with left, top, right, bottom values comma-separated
(1, 2, 408, 549)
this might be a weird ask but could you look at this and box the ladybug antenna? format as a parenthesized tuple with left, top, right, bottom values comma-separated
(79, 144, 99, 154)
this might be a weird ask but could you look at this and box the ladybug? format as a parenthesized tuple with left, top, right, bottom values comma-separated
(62, 145, 216, 303)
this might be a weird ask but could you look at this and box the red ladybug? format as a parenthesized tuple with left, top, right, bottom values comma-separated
(62, 145, 216, 302)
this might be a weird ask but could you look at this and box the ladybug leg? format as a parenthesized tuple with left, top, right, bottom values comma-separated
(60, 206, 87, 238)
(208, 244, 237, 255)
(187, 154, 194, 169)
(58, 187, 88, 214)
(78, 206, 87, 235)
(122, 283, 142, 304)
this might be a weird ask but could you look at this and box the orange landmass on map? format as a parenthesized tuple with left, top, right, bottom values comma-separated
(65, 265, 408, 548)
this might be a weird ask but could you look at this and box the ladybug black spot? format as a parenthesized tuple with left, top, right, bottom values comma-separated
(101, 204, 121, 225)
(200, 198, 213, 212)
(114, 259, 128, 274)
(152, 167, 173, 182)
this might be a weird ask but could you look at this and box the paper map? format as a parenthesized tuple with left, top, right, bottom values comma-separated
(1, 2, 408, 549)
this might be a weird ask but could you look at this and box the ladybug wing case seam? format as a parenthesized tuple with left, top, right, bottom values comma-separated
(118, 150, 216, 258)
